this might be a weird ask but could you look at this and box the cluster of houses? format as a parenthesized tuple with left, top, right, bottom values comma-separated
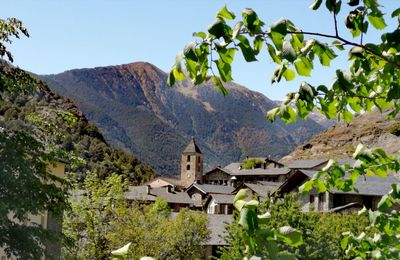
(131, 138, 397, 214)
(3, 138, 397, 260)
(127, 138, 399, 258)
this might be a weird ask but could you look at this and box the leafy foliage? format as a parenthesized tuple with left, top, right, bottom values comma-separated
(168, 2, 400, 123)
(63, 174, 209, 260)
(172, 1, 400, 258)
(221, 194, 370, 260)
(221, 189, 303, 259)
(0, 18, 29, 62)
(241, 158, 263, 169)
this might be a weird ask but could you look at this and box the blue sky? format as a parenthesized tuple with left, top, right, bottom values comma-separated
(1, 1, 397, 100)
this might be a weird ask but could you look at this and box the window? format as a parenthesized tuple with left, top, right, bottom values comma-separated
(187, 155, 191, 162)
(186, 164, 190, 170)
(309, 194, 315, 204)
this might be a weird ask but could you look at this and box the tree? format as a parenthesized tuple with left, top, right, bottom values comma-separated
(221, 194, 370, 259)
(64, 173, 210, 259)
(169, 1, 400, 258)
(0, 19, 72, 259)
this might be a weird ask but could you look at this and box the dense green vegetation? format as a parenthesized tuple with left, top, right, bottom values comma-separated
(220, 195, 370, 259)
(63, 173, 209, 259)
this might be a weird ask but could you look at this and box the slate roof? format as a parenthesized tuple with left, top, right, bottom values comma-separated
(279, 170, 399, 197)
(332, 175, 399, 196)
(287, 159, 329, 169)
(126, 186, 193, 204)
(150, 187, 193, 204)
(208, 194, 235, 204)
(187, 183, 235, 194)
(223, 162, 242, 173)
(244, 182, 282, 198)
(232, 167, 291, 176)
(203, 214, 234, 246)
(126, 186, 157, 201)
(183, 137, 201, 153)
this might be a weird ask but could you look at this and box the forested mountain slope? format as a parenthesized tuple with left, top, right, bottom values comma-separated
(41, 62, 326, 175)
(0, 61, 153, 184)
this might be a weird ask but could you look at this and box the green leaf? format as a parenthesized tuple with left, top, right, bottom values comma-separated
(392, 8, 400, 18)
(217, 5, 236, 20)
(253, 35, 263, 55)
(217, 48, 236, 64)
(183, 42, 198, 62)
(167, 71, 175, 87)
(172, 67, 185, 81)
(267, 43, 281, 64)
(276, 226, 303, 247)
(387, 83, 400, 101)
(208, 17, 229, 38)
(232, 21, 243, 40)
(348, 0, 359, 6)
(282, 41, 296, 62)
(236, 35, 257, 62)
(310, 0, 323, 10)
(192, 31, 206, 39)
(342, 110, 354, 123)
(266, 107, 279, 122)
(332, 40, 344, 51)
(213, 76, 229, 96)
(215, 59, 232, 82)
(299, 180, 313, 194)
(283, 69, 295, 81)
(377, 194, 392, 211)
(341, 236, 349, 250)
(368, 13, 387, 30)
(294, 57, 312, 76)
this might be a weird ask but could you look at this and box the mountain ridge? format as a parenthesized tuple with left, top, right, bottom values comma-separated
(40, 61, 327, 176)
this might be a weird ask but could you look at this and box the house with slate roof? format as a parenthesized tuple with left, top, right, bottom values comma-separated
(126, 185, 193, 211)
(277, 169, 399, 212)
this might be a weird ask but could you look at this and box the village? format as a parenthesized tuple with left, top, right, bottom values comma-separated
(124, 138, 398, 258)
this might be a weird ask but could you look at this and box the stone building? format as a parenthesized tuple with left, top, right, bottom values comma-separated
(180, 138, 203, 188)
(277, 169, 399, 212)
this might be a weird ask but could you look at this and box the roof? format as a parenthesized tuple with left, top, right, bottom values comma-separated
(244, 182, 282, 198)
(208, 194, 235, 204)
(231, 167, 291, 176)
(287, 159, 329, 169)
(126, 186, 157, 201)
(186, 183, 235, 195)
(150, 187, 193, 204)
(223, 162, 291, 176)
(203, 214, 234, 246)
(145, 176, 181, 187)
(278, 170, 399, 197)
(183, 137, 201, 154)
(223, 162, 242, 173)
(332, 175, 399, 196)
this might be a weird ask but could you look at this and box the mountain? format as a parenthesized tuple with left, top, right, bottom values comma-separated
(0, 61, 153, 184)
(281, 109, 400, 163)
(40, 62, 327, 176)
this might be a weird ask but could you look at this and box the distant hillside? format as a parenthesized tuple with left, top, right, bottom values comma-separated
(0, 61, 153, 184)
(40, 62, 327, 176)
(281, 109, 400, 163)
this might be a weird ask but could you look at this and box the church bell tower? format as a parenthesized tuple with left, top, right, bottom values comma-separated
(181, 137, 203, 187)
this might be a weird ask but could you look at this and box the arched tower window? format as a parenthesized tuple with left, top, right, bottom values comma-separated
(186, 164, 190, 170)
(187, 155, 191, 162)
